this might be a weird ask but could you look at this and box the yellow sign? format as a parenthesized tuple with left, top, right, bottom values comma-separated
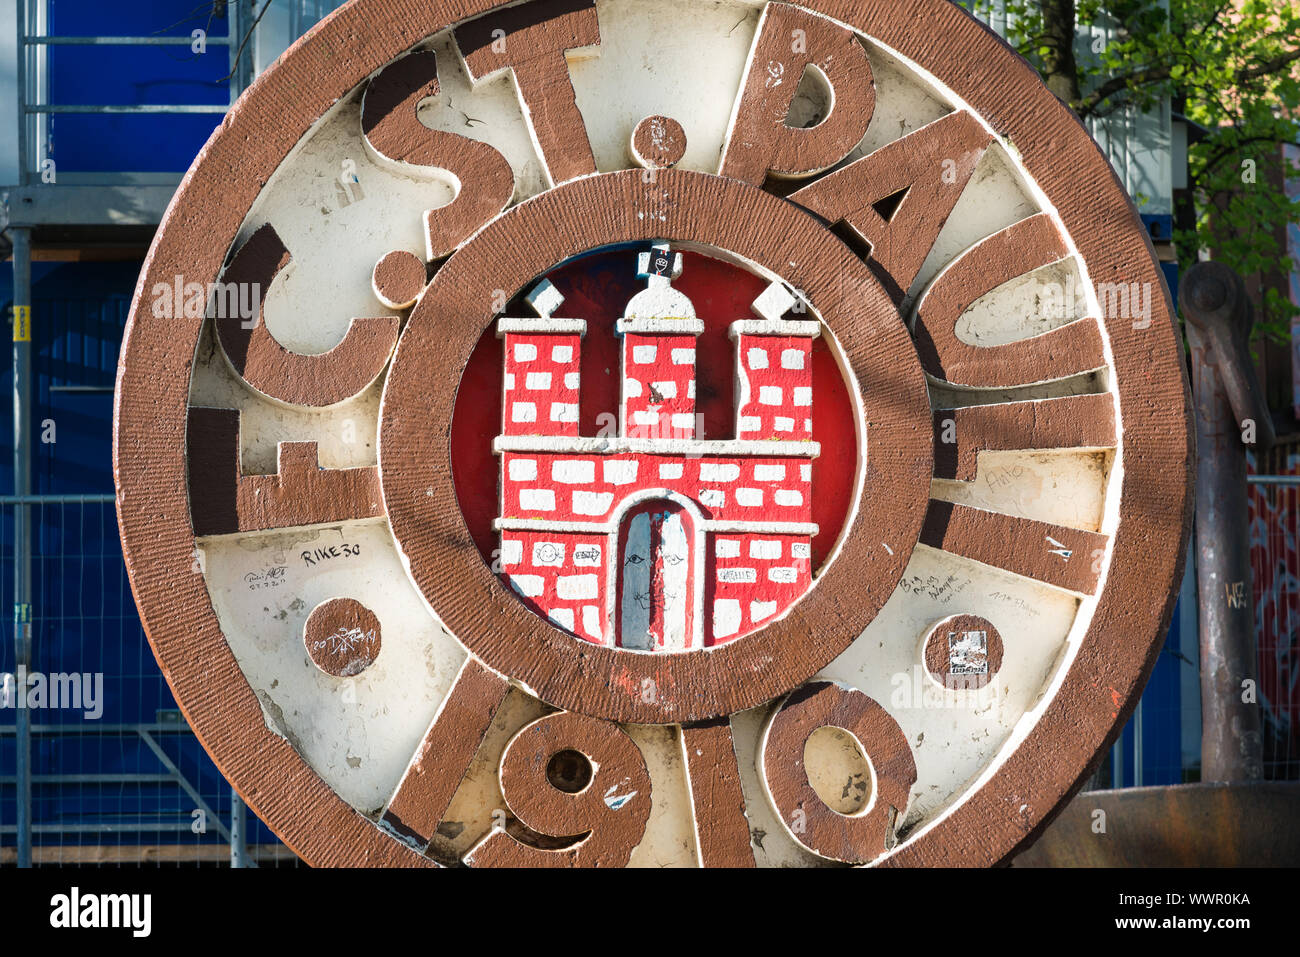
(11, 305, 31, 343)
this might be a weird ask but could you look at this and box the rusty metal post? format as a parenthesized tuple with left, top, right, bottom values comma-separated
(1181, 262, 1266, 783)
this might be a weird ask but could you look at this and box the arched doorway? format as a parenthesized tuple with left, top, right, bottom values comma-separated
(616, 499, 697, 651)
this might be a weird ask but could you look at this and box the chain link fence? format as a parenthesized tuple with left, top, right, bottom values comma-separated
(0, 495, 297, 865)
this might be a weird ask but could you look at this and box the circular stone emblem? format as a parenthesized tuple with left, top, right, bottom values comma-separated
(380, 170, 933, 723)
(921, 614, 1004, 691)
(304, 598, 383, 677)
(115, 0, 1191, 868)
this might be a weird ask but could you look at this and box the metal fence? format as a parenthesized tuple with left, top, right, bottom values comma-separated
(2, 0, 353, 867)
(1246, 468, 1300, 781)
(1099, 549, 1200, 790)
(0, 494, 297, 865)
(13, 0, 350, 186)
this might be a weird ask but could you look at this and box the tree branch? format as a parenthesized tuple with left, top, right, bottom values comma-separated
(1191, 133, 1300, 188)
(218, 0, 274, 83)
(1237, 46, 1300, 84)
(1074, 63, 1175, 117)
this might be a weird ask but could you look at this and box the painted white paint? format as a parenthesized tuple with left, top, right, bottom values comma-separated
(550, 402, 580, 423)
(699, 489, 726, 508)
(496, 515, 819, 536)
(699, 463, 741, 482)
(498, 318, 587, 335)
(558, 574, 600, 600)
(493, 435, 820, 457)
(718, 567, 757, 584)
(508, 458, 537, 481)
(713, 599, 742, 639)
(531, 542, 566, 567)
(573, 544, 603, 567)
(517, 489, 556, 511)
(508, 574, 545, 597)
(603, 460, 640, 485)
(573, 491, 615, 515)
(552, 460, 597, 484)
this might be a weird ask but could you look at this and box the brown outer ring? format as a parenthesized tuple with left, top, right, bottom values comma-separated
(112, 0, 1192, 868)
(379, 168, 933, 725)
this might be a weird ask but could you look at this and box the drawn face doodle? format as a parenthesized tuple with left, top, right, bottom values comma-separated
(117, 0, 1191, 867)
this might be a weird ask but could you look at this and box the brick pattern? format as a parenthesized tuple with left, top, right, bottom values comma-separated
(500, 528, 609, 644)
(502, 332, 582, 436)
(735, 334, 814, 440)
(621, 333, 698, 439)
(709, 532, 814, 644)
(502, 452, 813, 524)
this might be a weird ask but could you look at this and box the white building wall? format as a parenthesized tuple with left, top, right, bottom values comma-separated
(969, 0, 1173, 216)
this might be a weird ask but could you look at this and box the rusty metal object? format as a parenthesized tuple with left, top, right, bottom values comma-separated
(1181, 262, 1266, 783)
(1011, 782, 1300, 867)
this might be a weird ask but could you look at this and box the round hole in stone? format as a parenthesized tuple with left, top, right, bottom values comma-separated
(546, 749, 594, 794)
(804, 725, 873, 816)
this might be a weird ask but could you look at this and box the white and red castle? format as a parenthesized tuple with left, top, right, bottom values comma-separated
(494, 245, 821, 651)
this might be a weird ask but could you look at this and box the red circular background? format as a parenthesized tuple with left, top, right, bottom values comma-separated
(450, 248, 858, 572)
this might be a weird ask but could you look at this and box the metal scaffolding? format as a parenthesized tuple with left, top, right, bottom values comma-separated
(3, 0, 344, 868)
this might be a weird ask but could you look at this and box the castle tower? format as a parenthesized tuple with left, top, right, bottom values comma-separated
(731, 281, 819, 441)
(494, 279, 603, 641)
(498, 279, 586, 437)
(616, 244, 703, 440)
